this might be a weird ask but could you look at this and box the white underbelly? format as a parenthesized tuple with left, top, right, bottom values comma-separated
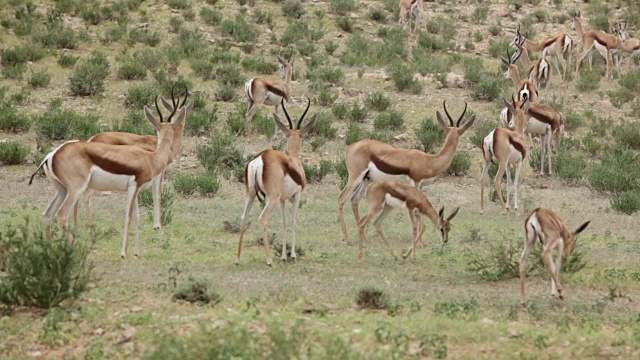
(593, 41, 609, 58)
(526, 118, 550, 135)
(543, 42, 558, 57)
(509, 145, 523, 163)
(384, 193, 406, 209)
(281, 175, 302, 200)
(263, 92, 283, 106)
(88, 165, 135, 192)
(365, 161, 413, 185)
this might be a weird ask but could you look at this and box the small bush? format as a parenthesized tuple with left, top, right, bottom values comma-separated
(618, 68, 640, 92)
(389, 63, 422, 93)
(173, 277, 222, 305)
(473, 73, 504, 101)
(613, 122, 640, 149)
(316, 85, 338, 107)
(488, 24, 501, 36)
(0, 220, 94, 312)
(117, 58, 147, 80)
(69, 52, 110, 96)
(368, 8, 386, 22)
(303, 160, 333, 183)
(610, 190, 640, 215)
(356, 287, 389, 309)
(472, 6, 489, 23)
(200, 7, 222, 26)
(470, 120, 495, 148)
(0, 141, 30, 165)
(196, 131, 244, 172)
(241, 57, 278, 74)
(282, 0, 305, 18)
(125, 84, 156, 109)
(128, 28, 161, 47)
(466, 235, 524, 281)
(347, 102, 368, 123)
(608, 88, 634, 108)
(434, 297, 479, 320)
(35, 108, 102, 140)
(0, 103, 30, 133)
(101, 24, 127, 44)
(325, 41, 339, 56)
(27, 69, 51, 88)
(554, 151, 587, 182)
(336, 16, 354, 33)
(445, 151, 471, 176)
(563, 111, 584, 130)
(186, 106, 217, 136)
(588, 146, 640, 193)
(220, 15, 257, 43)
(345, 123, 365, 145)
(366, 91, 391, 112)
(111, 111, 155, 135)
(575, 71, 601, 92)
(1, 44, 45, 67)
(215, 65, 244, 87)
(308, 111, 337, 139)
(373, 111, 404, 130)
(57, 52, 78, 68)
(173, 170, 221, 197)
(488, 38, 510, 59)
(426, 16, 457, 41)
(416, 118, 445, 153)
(216, 87, 236, 102)
(330, 0, 354, 15)
(463, 56, 483, 84)
(139, 185, 174, 225)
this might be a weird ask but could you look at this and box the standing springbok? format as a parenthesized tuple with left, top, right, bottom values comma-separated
(399, 0, 424, 32)
(480, 97, 529, 214)
(356, 177, 459, 259)
(510, 24, 573, 81)
(69, 91, 193, 233)
(513, 42, 552, 89)
(501, 47, 539, 103)
(613, 34, 640, 71)
(338, 101, 475, 242)
(236, 97, 317, 266)
(34, 89, 189, 258)
(244, 56, 294, 138)
(520, 207, 590, 307)
(571, 12, 625, 80)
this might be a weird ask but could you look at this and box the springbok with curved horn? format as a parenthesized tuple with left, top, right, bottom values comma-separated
(480, 96, 529, 214)
(501, 47, 539, 103)
(68, 87, 193, 233)
(244, 55, 294, 138)
(356, 176, 459, 259)
(520, 207, 590, 307)
(338, 101, 475, 242)
(571, 11, 625, 80)
(236, 97, 317, 266)
(33, 88, 189, 258)
(511, 24, 573, 81)
(513, 42, 552, 89)
(399, 0, 424, 32)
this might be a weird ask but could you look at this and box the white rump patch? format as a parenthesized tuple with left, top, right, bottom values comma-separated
(385, 194, 407, 209)
(246, 156, 264, 196)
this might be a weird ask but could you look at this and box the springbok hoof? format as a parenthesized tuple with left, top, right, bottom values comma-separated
(121, 254, 127, 260)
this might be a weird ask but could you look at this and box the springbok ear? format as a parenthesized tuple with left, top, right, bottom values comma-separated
(161, 97, 174, 112)
(574, 221, 590, 235)
(435, 111, 449, 130)
(503, 97, 516, 114)
(273, 113, 289, 134)
(447, 207, 460, 221)
(184, 100, 194, 113)
(276, 56, 285, 65)
(144, 106, 161, 129)
(172, 107, 187, 126)
(301, 114, 318, 135)
(438, 206, 445, 219)
(458, 115, 476, 134)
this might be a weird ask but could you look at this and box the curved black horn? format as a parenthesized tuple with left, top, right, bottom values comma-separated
(443, 100, 454, 127)
(511, 93, 516, 107)
(179, 85, 188, 109)
(281, 98, 293, 129)
(166, 84, 178, 122)
(456, 101, 467, 127)
(297, 96, 311, 129)
(517, 23, 521, 35)
(506, 47, 513, 64)
(155, 95, 164, 123)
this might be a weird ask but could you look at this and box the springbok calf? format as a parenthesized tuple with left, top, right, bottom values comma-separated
(70, 92, 193, 233)
(511, 24, 573, 80)
(613, 36, 640, 71)
(501, 47, 539, 103)
(338, 101, 475, 242)
(356, 177, 459, 259)
(513, 42, 552, 89)
(399, 0, 424, 32)
(520, 207, 590, 307)
(481, 97, 529, 214)
(33, 89, 189, 258)
(236, 98, 317, 266)
(572, 12, 625, 80)
(244, 56, 294, 138)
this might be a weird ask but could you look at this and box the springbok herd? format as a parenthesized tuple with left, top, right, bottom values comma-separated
(32, 5, 640, 308)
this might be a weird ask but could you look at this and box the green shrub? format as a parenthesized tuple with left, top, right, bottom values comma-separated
(0, 220, 94, 312)
(426, 16, 457, 41)
(588, 146, 640, 193)
(0, 141, 30, 165)
(220, 15, 257, 43)
(304, 160, 333, 183)
(174, 29, 208, 58)
(473, 73, 505, 101)
(241, 57, 278, 74)
(57, 52, 78, 68)
(200, 7, 222, 26)
(169, 16, 183, 33)
(618, 68, 640, 92)
(139, 185, 174, 225)
(356, 287, 389, 309)
(216, 87, 236, 102)
(215, 65, 244, 87)
(118, 58, 147, 80)
(308, 66, 344, 85)
(128, 28, 161, 47)
(345, 123, 365, 145)
(28, 69, 51, 88)
(330, 0, 354, 15)
(416, 32, 448, 51)
(575, 71, 601, 92)
(308, 112, 337, 139)
(1, 44, 45, 67)
(613, 122, 640, 149)
(101, 24, 127, 44)
(0, 103, 31, 133)
(332, 103, 348, 119)
(173, 171, 221, 197)
(125, 84, 156, 109)
(254, 10, 273, 25)
(347, 102, 368, 123)
(463, 56, 483, 84)
(470, 120, 495, 148)
(340, 32, 405, 66)
(445, 151, 471, 176)
(488, 38, 510, 58)
(472, 6, 489, 23)
(374, 111, 404, 130)
(69, 52, 110, 96)
(563, 110, 584, 130)
(607, 88, 634, 108)
(111, 111, 155, 135)
(466, 234, 526, 281)
(590, 14, 610, 31)
(610, 190, 640, 215)
(35, 108, 102, 140)
(33, 20, 78, 49)
(366, 91, 391, 112)
(173, 277, 222, 305)
(336, 16, 354, 33)
(272, 239, 306, 260)
(325, 41, 339, 56)
(282, 0, 305, 18)
(489, 24, 501, 36)
(416, 117, 445, 152)
(186, 106, 218, 136)
(434, 297, 479, 320)
(316, 85, 338, 107)
(389, 63, 422, 93)
(368, 8, 386, 22)
(196, 131, 244, 172)
(555, 151, 587, 181)
(581, 134, 602, 156)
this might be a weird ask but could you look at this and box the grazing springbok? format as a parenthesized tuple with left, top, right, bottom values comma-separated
(513, 42, 552, 89)
(236, 97, 317, 266)
(571, 11, 625, 80)
(480, 97, 529, 214)
(399, 0, 424, 32)
(510, 24, 573, 80)
(520, 207, 590, 307)
(501, 47, 539, 103)
(613, 34, 640, 71)
(69, 91, 193, 233)
(244, 55, 294, 138)
(356, 177, 459, 259)
(338, 101, 475, 242)
(33, 89, 189, 258)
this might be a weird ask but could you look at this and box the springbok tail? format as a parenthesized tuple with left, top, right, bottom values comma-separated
(28, 158, 48, 185)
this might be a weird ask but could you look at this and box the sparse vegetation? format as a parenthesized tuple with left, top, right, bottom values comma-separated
(0, 141, 30, 165)
(416, 117, 445, 152)
(69, 52, 110, 96)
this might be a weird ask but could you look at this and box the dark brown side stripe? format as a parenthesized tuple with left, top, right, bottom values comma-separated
(527, 106, 560, 131)
(509, 136, 526, 159)
(265, 84, 287, 99)
(87, 152, 139, 176)
(541, 36, 557, 50)
(284, 162, 305, 189)
(371, 153, 410, 176)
